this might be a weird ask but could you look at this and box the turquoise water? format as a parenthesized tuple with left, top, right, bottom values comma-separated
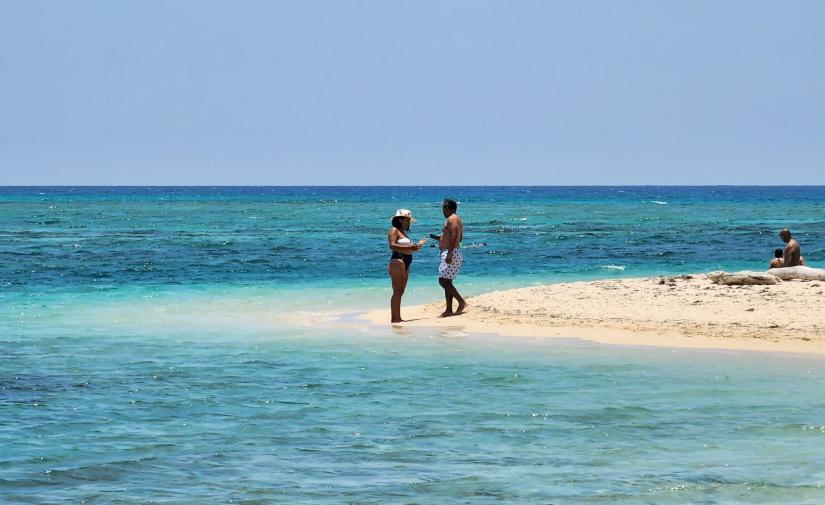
(3, 187, 825, 503)
(5, 329, 825, 504)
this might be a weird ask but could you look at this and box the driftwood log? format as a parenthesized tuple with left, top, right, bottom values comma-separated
(706, 271, 782, 285)
(768, 265, 825, 281)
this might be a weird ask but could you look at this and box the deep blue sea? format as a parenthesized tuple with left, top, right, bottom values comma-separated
(3, 186, 825, 504)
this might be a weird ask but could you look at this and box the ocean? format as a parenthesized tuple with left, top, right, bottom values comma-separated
(2, 186, 825, 503)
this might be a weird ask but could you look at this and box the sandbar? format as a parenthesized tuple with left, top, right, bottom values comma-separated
(360, 274, 825, 355)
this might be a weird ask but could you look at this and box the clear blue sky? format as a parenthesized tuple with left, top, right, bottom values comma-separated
(1, 1, 823, 185)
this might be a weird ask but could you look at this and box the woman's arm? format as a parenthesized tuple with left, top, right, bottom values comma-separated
(387, 229, 425, 253)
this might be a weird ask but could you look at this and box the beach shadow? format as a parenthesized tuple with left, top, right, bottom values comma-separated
(439, 306, 469, 318)
(390, 317, 426, 328)
(439, 326, 469, 338)
(391, 323, 433, 336)
(390, 325, 409, 335)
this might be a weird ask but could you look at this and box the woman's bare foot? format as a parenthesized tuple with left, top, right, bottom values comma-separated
(439, 311, 454, 318)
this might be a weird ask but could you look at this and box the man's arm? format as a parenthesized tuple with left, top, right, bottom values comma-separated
(445, 216, 460, 262)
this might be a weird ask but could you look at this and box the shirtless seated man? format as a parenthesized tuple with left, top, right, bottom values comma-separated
(770, 228, 805, 268)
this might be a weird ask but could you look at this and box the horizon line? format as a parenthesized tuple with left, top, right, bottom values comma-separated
(3, 184, 825, 188)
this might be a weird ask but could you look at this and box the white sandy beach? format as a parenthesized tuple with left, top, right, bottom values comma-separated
(361, 274, 825, 355)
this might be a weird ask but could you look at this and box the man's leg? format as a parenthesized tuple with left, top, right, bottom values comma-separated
(439, 277, 454, 316)
(448, 251, 465, 314)
(439, 278, 466, 316)
(454, 285, 466, 314)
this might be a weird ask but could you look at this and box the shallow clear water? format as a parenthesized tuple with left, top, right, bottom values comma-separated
(2, 187, 825, 503)
(4, 327, 825, 504)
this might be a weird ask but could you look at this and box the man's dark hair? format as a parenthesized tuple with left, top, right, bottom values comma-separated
(442, 198, 458, 211)
(774, 248, 783, 258)
(392, 216, 408, 231)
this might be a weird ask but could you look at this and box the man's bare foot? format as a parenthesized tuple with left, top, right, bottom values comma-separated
(455, 301, 466, 315)
(439, 311, 454, 318)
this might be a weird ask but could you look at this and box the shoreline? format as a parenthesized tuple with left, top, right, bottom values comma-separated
(359, 273, 825, 355)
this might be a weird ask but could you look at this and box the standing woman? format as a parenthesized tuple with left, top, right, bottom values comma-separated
(388, 209, 427, 323)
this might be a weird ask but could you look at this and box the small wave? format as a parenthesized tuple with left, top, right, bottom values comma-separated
(649, 200, 668, 205)
(601, 264, 625, 271)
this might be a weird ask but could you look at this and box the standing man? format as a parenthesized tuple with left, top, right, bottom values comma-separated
(438, 198, 465, 317)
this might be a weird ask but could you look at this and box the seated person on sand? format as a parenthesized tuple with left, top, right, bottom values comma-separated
(770, 249, 783, 269)
(770, 229, 805, 268)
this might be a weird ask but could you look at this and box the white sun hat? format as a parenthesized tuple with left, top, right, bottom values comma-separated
(392, 209, 415, 222)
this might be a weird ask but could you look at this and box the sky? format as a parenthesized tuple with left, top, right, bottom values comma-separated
(1, 1, 823, 185)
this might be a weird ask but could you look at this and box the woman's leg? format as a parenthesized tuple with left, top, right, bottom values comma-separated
(388, 260, 406, 322)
